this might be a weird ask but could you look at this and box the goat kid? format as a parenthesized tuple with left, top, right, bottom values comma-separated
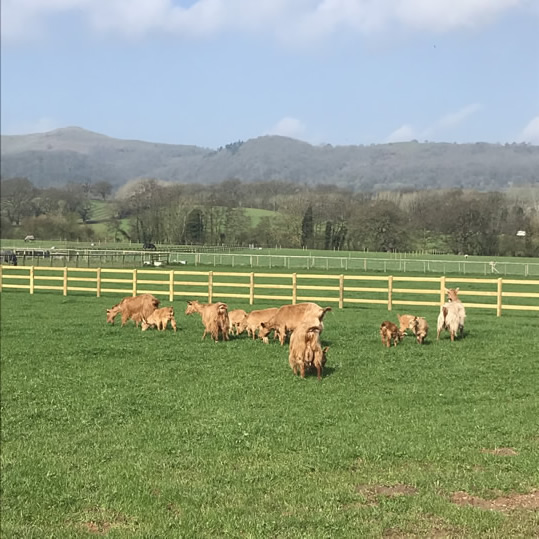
(380, 321, 404, 347)
(141, 306, 177, 332)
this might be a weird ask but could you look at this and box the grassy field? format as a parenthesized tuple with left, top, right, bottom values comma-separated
(1, 290, 538, 537)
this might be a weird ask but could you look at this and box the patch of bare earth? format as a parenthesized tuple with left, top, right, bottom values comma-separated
(481, 447, 519, 456)
(451, 490, 539, 512)
(73, 508, 135, 535)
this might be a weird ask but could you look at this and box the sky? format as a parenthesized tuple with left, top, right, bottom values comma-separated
(1, 0, 539, 149)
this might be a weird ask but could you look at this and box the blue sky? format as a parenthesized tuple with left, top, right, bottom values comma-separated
(2, 0, 538, 149)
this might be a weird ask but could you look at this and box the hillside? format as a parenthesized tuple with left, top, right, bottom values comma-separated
(2, 127, 538, 191)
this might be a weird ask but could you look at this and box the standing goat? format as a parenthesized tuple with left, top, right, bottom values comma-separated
(380, 321, 403, 347)
(185, 300, 230, 342)
(437, 287, 466, 342)
(228, 309, 248, 336)
(106, 294, 160, 327)
(288, 323, 329, 380)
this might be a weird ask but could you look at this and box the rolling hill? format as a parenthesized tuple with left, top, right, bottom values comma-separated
(2, 127, 538, 192)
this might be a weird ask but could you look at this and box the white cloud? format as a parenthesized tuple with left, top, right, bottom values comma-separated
(1, 0, 531, 43)
(386, 124, 416, 142)
(266, 117, 308, 140)
(438, 103, 482, 128)
(518, 116, 539, 144)
(387, 103, 482, 142)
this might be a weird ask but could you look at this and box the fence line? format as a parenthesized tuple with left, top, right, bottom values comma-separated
(1, 265, 538, 317)
(5, 248, 539, 277)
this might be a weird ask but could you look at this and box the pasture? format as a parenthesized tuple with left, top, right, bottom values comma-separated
(1, 291, 538, 537)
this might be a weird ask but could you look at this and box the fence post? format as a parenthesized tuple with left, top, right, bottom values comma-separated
(96, 268, 101, 297)
(132, 269, 137, 296)
(208, 271, 213, 303)
(440, 276, 446, 304)
(292, 273, 297, 304)
(169, 270, 174, 302)
(339, 274, 344, 309)
(387, 275, 393, 311)
(249, 272, 255, 305)
(63, 267, 68, 296)
(30, 266, 34, 295)
(497, 278, 503, 317)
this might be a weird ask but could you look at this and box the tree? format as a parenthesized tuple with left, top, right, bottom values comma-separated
(348, 200, 409, 252)
(185, 209, 205, 244)
(92, 181, 113, 201)
(1, 177, 36, 225)
(301, 205, 314, 248)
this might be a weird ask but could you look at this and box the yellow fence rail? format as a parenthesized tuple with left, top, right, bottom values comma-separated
(1, 265, 538, 317)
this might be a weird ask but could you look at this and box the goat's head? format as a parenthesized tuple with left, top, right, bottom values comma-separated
(185, 300, 199, 315)
(446, 287, 461, 302)
(106, 306, 119, 324)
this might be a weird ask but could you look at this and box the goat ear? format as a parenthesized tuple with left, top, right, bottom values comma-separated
(455, 287, 460, 293)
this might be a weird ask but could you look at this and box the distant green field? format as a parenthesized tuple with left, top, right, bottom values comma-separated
(243, 207, 278, 227)
(89, 199, 115, 222)
(1, 291, 538, 537)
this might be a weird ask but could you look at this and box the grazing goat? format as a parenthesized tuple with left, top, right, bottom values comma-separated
(185, 300, 230, 342)
(397, 314, 416, 334)
(141, 306, 177, 332)
(288, 323, 329, 380)
(410, 316, 429, 344)
(228, 309, 248, 336)
(398, 313, 429, 344)
(259, 303, 332, 345)
(380, 321, 403, 347)
(106, 294, 160, 327)
(437, 287, 466, 342)
(238, 308, 279, 340)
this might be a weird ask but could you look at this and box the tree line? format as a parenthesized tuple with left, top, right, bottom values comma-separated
(1, 176, 538, 257)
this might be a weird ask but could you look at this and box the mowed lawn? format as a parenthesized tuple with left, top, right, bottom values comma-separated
(1, 292, 538, 538)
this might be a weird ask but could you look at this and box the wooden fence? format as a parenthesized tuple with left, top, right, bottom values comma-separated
(1, 265, 538, 317)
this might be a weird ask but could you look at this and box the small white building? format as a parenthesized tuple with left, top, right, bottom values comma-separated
(516, 230, 526, 237)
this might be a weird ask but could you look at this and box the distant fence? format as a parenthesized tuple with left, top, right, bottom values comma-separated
(2, 265, 538, 317)
(5, 248, 539, 277)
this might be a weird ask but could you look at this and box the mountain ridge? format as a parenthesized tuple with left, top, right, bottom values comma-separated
(2, 127, 538, 191)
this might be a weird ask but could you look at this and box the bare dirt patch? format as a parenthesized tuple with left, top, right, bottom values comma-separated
(451, 490, 539, 512)
(481, 447, 519, 456)
(81, 521, 111, 535)
(75, 508, 135, 535)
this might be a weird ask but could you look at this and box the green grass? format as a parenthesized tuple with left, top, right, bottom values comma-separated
(1, 291, 538, 537)
(89, 200, 115, 222)
(243, 207, 278, 227)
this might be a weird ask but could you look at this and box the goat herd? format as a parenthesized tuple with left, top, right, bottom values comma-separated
(105, 287, 466, 380)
